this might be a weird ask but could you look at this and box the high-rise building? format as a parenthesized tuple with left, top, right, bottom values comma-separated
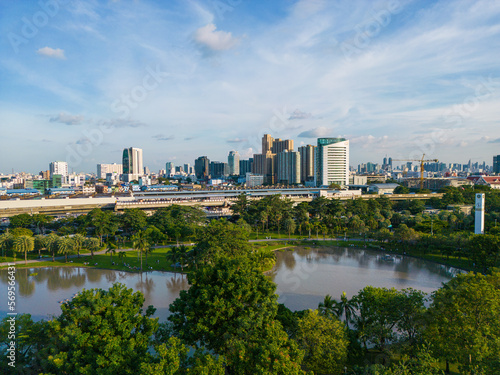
(298, 145, 316, 183)
(184, 163, 191, 174)
(272, 138, 294, 154)
(122, 147, 143, 179)
(210, 161, 229, 178)
(239, 158, 253, 176)
(253, 134, 294, 184)
(315, 138, 349, 187)
(194, 156, 210, 181)
(228, 151, 240, 176)
(49, 161, 68, 178)
(277, 150, 300, 184)
(493, 155, 500, 174)
(97, 163, 122, 179)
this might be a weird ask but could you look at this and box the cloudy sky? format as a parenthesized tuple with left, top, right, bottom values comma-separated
(1, 0, 499, 174)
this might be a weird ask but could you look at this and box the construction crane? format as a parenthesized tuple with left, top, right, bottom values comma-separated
(393, 154, 439, 190)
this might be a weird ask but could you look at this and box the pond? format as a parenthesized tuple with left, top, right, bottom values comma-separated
(0, 246, 459, 321)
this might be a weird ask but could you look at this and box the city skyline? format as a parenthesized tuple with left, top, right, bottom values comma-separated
(1, 0, 500, 174)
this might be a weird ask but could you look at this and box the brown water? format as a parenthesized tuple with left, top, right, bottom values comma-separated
(0, 246, 458, 321)
(269, 246, 459, 311)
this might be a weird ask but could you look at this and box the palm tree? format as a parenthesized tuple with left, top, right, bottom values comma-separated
(57, 236, 72, 263)
(177, 245, 190, 271)
(13, 235, 34, 264)
(72, 234, 85, 258)
(166, 246, 181, 272)
(0, 232, 13, 258)
(336, 291, 357, 329)
(318, 294, 340, 318)
(132, 230, 149, 272)
(84, 237, 100, 259)
(118, 251, 127, 262)
(34, 235, 48, 259)
(105, 242, 117, 261)
(46, 233, 59, 262)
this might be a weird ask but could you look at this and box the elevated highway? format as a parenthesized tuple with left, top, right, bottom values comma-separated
(0, 190, 443, 218)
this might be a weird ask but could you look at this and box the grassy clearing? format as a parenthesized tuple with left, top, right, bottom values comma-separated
(0, 247, 187, 274)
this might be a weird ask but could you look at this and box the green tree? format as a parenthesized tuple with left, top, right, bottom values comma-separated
(34, 234, 48, 258)
(9, 213, 33, 228)
(336, 291, 357, 330)
(0, 314, 48, 374)
(426, 270, 500, 374)
(13, 235, 35, 264)
(46, 233, 59, 262)
(40, 283, 158, 374)
(318, 294, 339, 318)
(194, 219, 251, 263)
(56, 236, 73, 263)
(0, 232, 13, 258)
(106, 241, 117, 261)
(84, 237, 100, 259)
(352, 286, 404, 351)
(132, 230, 150, 272)
(86, 208, 118, 244)
(120, 208, 147, 234)
(296, 309, 348, 374)
(145, 225, 165, 246)
(169, 257, 305, 373)
(72, 233, 85, 258)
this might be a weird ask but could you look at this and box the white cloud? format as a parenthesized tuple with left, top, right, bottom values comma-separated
(99, 119, 147, 128)
(298, 127, 334, 138)
(194, 23, 238, 51)
(153, 134, 175, 141)
(37, 47, 66, 60)
(50, 113, 84, 125)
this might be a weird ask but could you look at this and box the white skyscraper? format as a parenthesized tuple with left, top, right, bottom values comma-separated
(315, 138, 349, 187)
(228, 151, 240, 176)
(122, 147, 144, 180)
(49, 161, 68, 178)
(475, 193, 485, 234)
(97, 163, 123, 179)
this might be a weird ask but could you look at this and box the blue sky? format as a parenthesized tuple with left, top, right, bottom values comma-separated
(1, 0, 499, 174)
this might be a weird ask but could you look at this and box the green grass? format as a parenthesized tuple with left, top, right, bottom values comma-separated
(0, 247, 188, 274)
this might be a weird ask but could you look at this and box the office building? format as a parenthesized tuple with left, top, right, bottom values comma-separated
(228, 151, 240, 176)
(298, 145, 316, 184)
(246, 173, 264, 188)
(315, 138, 349, 187)
(494, 155, 500, 174)
(210, 162, 229, 179)
(97, 163, 122, 179)
(239, 158, 253, 176)
(122, 147, 143, 179)
(195, 156, 210, 181)
(277, 150, 300, 184)
(252, 134, 294, 184)
(49, 161, 68, 178)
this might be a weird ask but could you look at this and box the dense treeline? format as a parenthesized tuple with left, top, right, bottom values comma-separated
(1, 222, 499, 374)
(2, 185, 500, 272)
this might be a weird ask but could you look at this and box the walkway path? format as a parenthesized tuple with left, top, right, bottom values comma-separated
(0, 237, 367, 267)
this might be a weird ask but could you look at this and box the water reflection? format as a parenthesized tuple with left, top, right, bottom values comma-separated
(0, 247, 459, 321)
(0, 267, 188, 322)
(271, 246, 459, 312)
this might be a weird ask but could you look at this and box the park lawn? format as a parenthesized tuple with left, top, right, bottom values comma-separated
(0, 246, 190, 274)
